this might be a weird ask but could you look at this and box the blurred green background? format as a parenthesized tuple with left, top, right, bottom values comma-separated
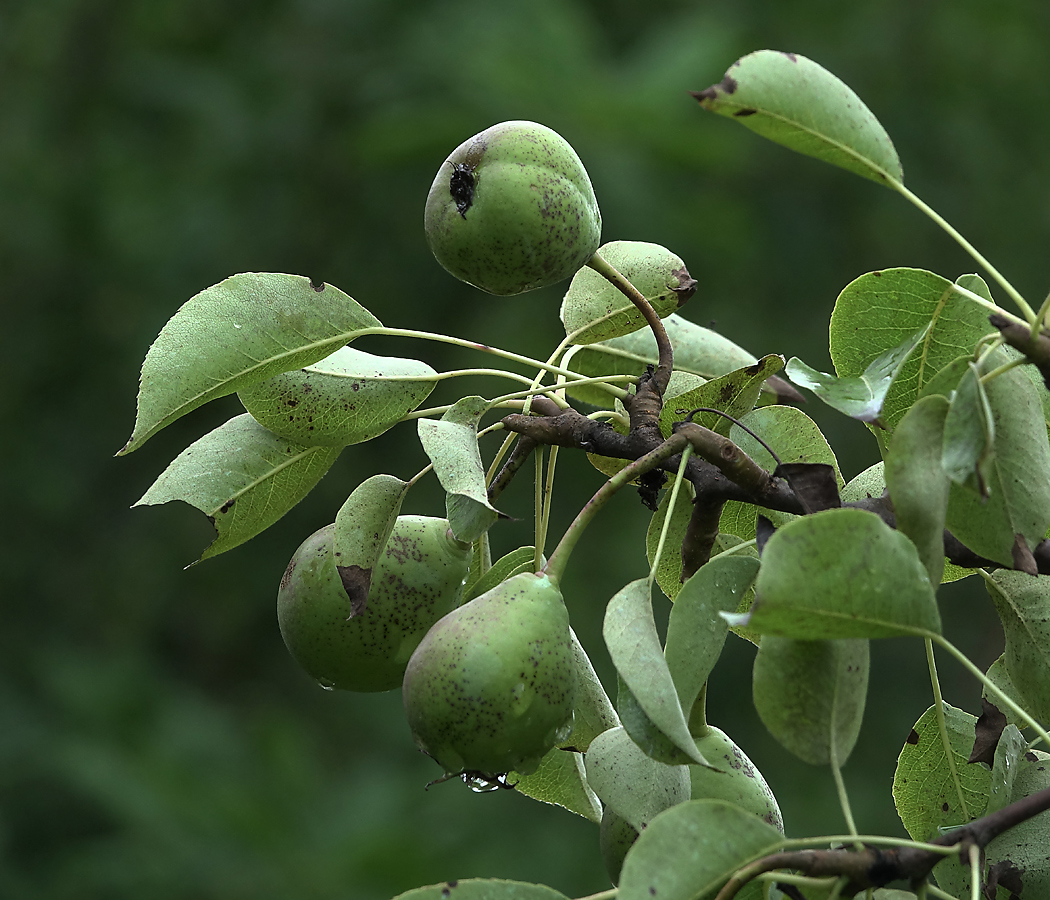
(4, 1, 1049, 897)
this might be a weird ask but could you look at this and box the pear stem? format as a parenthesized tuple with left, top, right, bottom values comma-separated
(687, 681, 711, 739)
(543, 433, 689, 585)
(586, 251, 674, 394)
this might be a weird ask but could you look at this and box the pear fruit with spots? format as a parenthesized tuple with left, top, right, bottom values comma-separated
(690, 726, 784, 833)
(277, 516, 471, 692)
(424, 121, 602, 296)
(402, 570, 576, 778)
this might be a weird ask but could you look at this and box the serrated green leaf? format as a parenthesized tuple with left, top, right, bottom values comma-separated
(617, 799, 783, 900)
(508, 749, 602, 823)
(392, 880, 570, 900)
(786, 326, 928, 423)
(659, 355, 784, 438)
(583, 726, 691, 831)
(944, 362, 1050, 566)
(134, 413, 341, 561)
(693, 50, 902, 185)
(739, 508, 941, 639)
(646, 481, 695, 601)
(121, 273, 381, 454)
(416, 396, 500, 543)
(559, 628, 618, 753)
(561, 241, 690, 345)
(885, 395, 951, 585)
(893, 703, 990, 842)
(665, 556, 761, 717)
(604, 580, 706, 765)
(238, 347, 437, 447)
(563, 314, 762, 408)
(752, 635, 869, 766)
(986, 570, 1050, 724)
(332, 474, 410, 615)
(829, 269, 992, 446)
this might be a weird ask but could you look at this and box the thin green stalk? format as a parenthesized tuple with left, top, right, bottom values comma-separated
(646, 447, 693, 591)
(949, 284, 1027, 328)
(926, 884, 961, 900)
(979, 356, 1027, 385)
(927, 638, 972, 820)
(969, 843, 981, 900)
(535, 443, 560, 571)
(573, 891, 617, 900)
(533, 449, 544, 569)
(706, 538, 758, 564)
(889, 181, 1035, 324)
(1035, 288, 1050, 333)
(828, 731, 861, 844)
(543, 434, 689, 585)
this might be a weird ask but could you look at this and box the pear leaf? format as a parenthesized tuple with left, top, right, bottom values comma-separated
(616, 799, 783, 900)
(583, 726, 691, 832)
(645, 480, 695, 601)
(559, 628, 619, 754)
(785, 325, 929, 423)
(561, 241, 693, 345)
(738, 508, 941, 639)
(393, 880, 570, 900)
(121, 273, 381, 454)
(332, 474, 410, 616)
(752, 635, 869, 766)
(885, 395, 951, 586)
(941, 362, 995, 491)
(463, 545, 541, 603)
(134, 413, 341, 561)
(892, 703, 990, 842)
(603, 580, 707, 765)
(617, 675, 699, 766)
(986, 570, 1050, 724)
(417, 396, 501, 542)
(984, 724, 1027, 817)
(693, 50, 902, 185)
(508, 749, 602, 823)
(238, 347, 438, 447)
(665, 556, 761, 717)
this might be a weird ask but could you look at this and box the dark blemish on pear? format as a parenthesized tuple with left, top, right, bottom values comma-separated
(780, 51, 798, 62)
(338, 563, 373, 617)
(449, 162, 476, 218)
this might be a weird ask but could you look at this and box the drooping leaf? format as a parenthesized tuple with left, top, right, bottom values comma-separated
(885, 395, 951, 585)
(238, 347, 438, 447)
(332, 474, 410, 616)
(982, 655, 1028, 729)
(664, 556, 761, 717)
(508, 749, 602, 823)
(692, 50, 903, 185)
(563, 314, 766, 408)
(583, 726, 691, 832)
(785, 326, 928, 423)
(603, 580, 706, 765)
(392, 879, 570, 900)
(984, 724, 1027, 817)
(829, 269, 992, 445)
(134, 413, 341, 560)
(659, 355, 785, 438)
(718, 405, 843, 543)
(752, 635, 869, 766)
(892, 703, 990, 842)
(733, 507, 941, 639)
(560, 241, 693, 345)
(616, 799, 783, 900)
(941, 362, 995, 492)
(463, 545, 539, 603)
(617, 675, 697, 766)
(944, 362, 1050, 567)
(986, 570, 1050, 724)
(121, 273, 381, 454)
(416, 396, 501, 542)
(646, 480, 695, 601)
(559, 629, 619, 754)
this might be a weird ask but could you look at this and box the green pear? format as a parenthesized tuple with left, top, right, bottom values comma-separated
(689, 726, 784, 833)
(402, 571, 576, 778)
(424, 120, 601, 296)
(599, 806, 639, 886)
(277, 516, 471, 692)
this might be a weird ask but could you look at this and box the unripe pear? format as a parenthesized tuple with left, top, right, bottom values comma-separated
(689, 726, 784, 833)
(402, 571, 576, 778)
(424, 121, 602, 296)
(277, 516, 471, 692)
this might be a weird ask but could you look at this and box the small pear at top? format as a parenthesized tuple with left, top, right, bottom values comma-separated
(424, 121, 602, 296)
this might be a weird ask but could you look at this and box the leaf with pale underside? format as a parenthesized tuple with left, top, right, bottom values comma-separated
(986, 570, 1050, 724)
(134, 413, 341, 561)
(693, 50, 902, 185)
(332, 474, 410, 616)
(508, 749, 602, 823)
(121, 273, 381, 454)
(417, 396, 500, 543)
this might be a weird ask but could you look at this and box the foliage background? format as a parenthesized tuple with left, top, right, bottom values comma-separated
(4, 1, 1049, 897)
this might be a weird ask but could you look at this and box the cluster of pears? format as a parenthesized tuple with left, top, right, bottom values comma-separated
(277, 517, 577, 779)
